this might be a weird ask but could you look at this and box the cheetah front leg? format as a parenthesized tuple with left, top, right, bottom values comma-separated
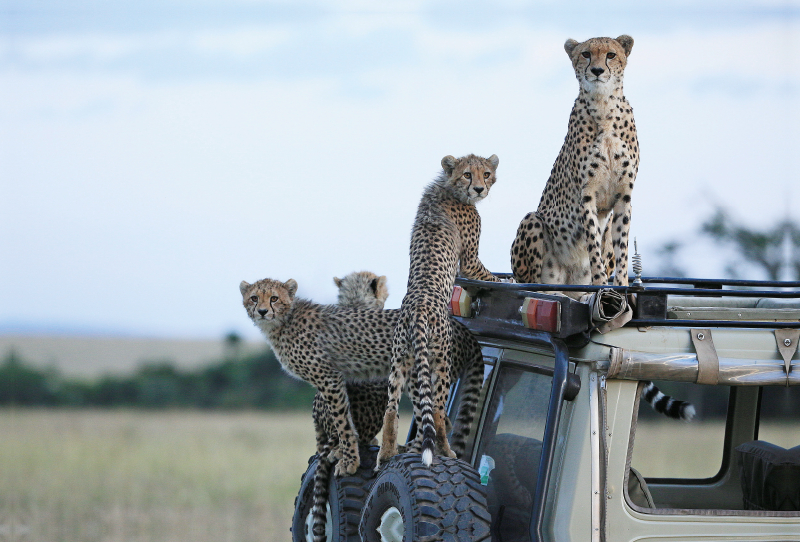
(601, 214, 615, 280)
(459, 210, 501, 282)
(611, 197, 632, 286)
(511, 212, 546, 283)
(581, 203, 608, 285)
(312, 400, 329, 457)
(318, 373, 360, 477)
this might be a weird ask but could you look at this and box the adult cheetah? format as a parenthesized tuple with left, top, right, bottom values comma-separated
(378, 153, 501, 470)
(511, 35, 639, 290)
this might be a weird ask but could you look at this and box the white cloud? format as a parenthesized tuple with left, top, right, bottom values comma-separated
(2, 4, 798, 338)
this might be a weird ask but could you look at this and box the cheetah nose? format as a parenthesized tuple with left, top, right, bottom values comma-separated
(591, 67, 605, 76)
(473, 186, 484, 194)
(258, 309, 267, 317)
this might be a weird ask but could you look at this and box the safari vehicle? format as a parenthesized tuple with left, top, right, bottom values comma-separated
(292, 273, 800, 542)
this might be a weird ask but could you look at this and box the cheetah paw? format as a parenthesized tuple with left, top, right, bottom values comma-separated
(375, 446, 397, 472)
(326, 445, 344, 463)
(334, 457, 358, 477)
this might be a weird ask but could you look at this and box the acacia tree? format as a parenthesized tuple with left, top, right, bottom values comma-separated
(650, 208, 800, 280)
(702, 208, 800, 281)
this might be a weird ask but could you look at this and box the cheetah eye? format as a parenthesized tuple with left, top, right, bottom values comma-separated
(250, 295, 258, 303)
(270, 296, 278, 303)
(463, 172, 472, 179)
(483, 172, 490, 179)
(606, 52, 616, 59)
(581, 51, 590, 59)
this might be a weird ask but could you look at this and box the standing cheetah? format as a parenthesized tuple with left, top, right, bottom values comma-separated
(241, 277, 397, 477)
(241, 275, 487, 478)
(378, 154, 501, 470)
(330, 271, 486, 458)
(307, 270, 488, 541)
(307, 272, 389, 542)
(511, 35, 639, 289)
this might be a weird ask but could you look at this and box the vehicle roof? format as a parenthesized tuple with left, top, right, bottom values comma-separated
(454, 275, 800, 387)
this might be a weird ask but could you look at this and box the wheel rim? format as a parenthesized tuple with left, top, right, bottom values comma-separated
(304, 501, 332, 541)
(378, 506, 404, 542)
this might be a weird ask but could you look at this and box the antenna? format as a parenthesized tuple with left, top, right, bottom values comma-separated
(631, 238, 643, 287)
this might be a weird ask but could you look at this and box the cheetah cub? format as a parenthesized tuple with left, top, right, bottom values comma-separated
(240, 277, 398, 477)
(314, 272, 387, 465)
(241, 274, 486, 479)
(333, 271, 388, 309)
(331, 271, 486, 458)
(378, 153, 501, 470)
(511, 35, 639, 289)
(307, 272, 389, 542)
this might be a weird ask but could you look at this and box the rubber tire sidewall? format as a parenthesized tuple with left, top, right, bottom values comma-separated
(292, 446, 380, 542)
(359, 468, 415, 542)
(359, 453, 492, 542)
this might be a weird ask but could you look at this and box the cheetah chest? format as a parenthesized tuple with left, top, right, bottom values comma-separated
(583, 126, 634, 216)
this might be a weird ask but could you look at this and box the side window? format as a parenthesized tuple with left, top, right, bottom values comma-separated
(473, 364, 553, 542)
(631, 381, 729, 480)
(738, 386, 800, 512)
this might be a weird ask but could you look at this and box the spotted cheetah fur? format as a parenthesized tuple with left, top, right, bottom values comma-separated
(511, 35, 639, 292)
(308, 270, 486, 541)
(378, 153, 501, 470)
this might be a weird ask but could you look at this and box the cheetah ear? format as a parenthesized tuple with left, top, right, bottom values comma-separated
(441, 155, 457, 176)
(615, 35, 633, 57)
(333, 277, 343, 288)
(239, 281, 251, 296)
(284, 279, 298, 298)
(564, 39, 579, 57)
(488, 154, 499, 170)
(373, 275, 389, 301)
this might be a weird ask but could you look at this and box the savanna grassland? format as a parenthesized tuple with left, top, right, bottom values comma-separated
(2, 408, 416, 542)
(1, 409, 318, 542)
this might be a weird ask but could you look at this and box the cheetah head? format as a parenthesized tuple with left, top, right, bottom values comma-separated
(441, 153, 499, 204)
(239, 277, 297, 328)
(565, 35, 633, 95)
(334, 271, 389, 310)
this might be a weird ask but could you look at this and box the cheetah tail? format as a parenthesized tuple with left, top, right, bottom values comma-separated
(411, 310, 436, 467)
(641, 381, 696, 421)
(449, 333, 484, 457)
(311, 444, 332, 542)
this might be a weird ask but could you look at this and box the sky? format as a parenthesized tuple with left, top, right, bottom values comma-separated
(2, 0, 799, 340)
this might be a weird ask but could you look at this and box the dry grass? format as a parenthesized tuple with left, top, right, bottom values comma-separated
(0, 408, 415, 542)
(1, 409, 318, 542)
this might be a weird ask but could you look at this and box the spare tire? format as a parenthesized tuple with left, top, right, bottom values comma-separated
(292, 445, 380, 542)
(359, 454, 491, 542)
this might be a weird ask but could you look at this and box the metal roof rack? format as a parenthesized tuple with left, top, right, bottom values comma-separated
(454, 276, 800, 335)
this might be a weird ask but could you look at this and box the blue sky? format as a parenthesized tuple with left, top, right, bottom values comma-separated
(2, 0, 798, 339)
